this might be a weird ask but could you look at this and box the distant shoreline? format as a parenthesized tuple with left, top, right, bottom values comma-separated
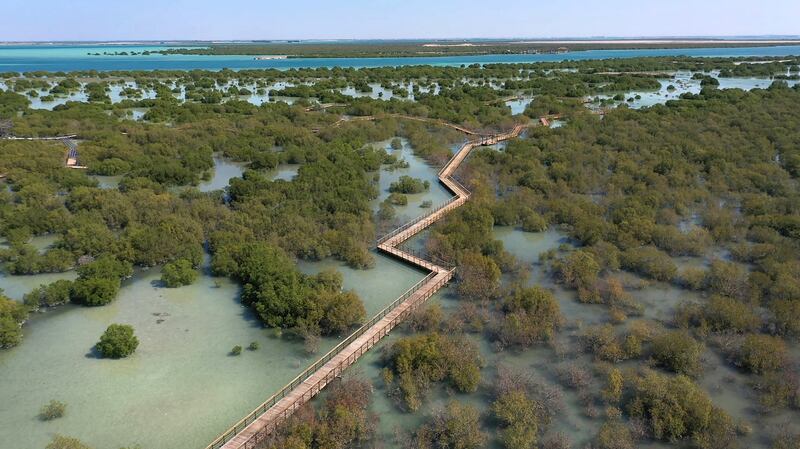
(124, 40, 800, 59)
(471, 39, 800, 45)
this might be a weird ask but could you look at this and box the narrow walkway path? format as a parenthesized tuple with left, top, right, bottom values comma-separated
(330, 113, 482, 135)
(210, 118, 528, 449)
(1, 134, 78, 140)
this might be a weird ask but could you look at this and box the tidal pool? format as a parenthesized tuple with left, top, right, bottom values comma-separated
(197, 157, 247, 192)
(89, 174, 123, 190)
(371, 138, 454, 224)
(506, 97, 533, 115)
(0, 247, 431, 449)
(340, 83, 397, 101)
(0, 235, 78, 300)
(588, 71, 800, 111)
(268, 164, 299, 182)
(0, 270, 78, 302)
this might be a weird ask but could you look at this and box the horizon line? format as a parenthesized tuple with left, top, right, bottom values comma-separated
(3, 35, 800, 45)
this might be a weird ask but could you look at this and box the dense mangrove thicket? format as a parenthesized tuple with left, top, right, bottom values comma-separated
(0, 90, 419, 345)
(417, 82, 800, 448)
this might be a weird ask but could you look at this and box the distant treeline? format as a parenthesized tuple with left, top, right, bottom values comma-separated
(117, 41, 800, 58)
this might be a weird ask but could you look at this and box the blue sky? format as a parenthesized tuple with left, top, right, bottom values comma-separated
(3, 0, 799, 41)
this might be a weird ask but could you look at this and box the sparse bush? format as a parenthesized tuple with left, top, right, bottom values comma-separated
(414, 401, 486, 449)
(389, 175, 429, 194)
(95, 324, 138, 359)
(45, 435, 92, 449)
(770, 299, 800, 336)
(383, 333, 482, 411)
(39, 400, 67, 421)
(736, 334, 787, 374)
(651, 329, 704, 376)
(628, 370, 733, 444)
(161, 258, 198, 287)
(620, 246, 676, 282)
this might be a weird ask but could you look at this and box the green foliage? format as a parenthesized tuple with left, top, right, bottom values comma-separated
(651, 329, 704, 376)
(77, 255, 133, 281)
(70, 277, 120, 306)
(456, 251, 501, 301)
(520, 209, 548, 232)
(230, 345, 242, 356)
(675, 295, 761, 334)
(23, 279, 74, 310)
(737, 334, 787, 374)
(595, 414, 635, 449)
(377, 201, 396, 221)
(602, 368, 624, 403)
(494, 286, 562, 348)
(383, 333, 482, 411)
(492, 390, 540, 449)
(414, 401, 486, 449)
(388, 175, 430, 194)
(217, 243, 365, 336)
(751, 371, 800, 411)
(390, 137, 403, 150)
(770, 299, 800, 336)
(39, 400, 67, 421)
(45, 435, 92, 449)
(581, 324, 641, 362)
(707, 260, 749, 300)
(628, 370, 733, 445)
(161, 258, 198, 288)
(385, 192, 408, 206)
(554, 250, 600, 289)
(0, 293, 28, 348)
(95, 324, 139, 359)
(620, 246, 676, 282)
(265, 376, 375, 449)
(5, 246, 75, 275)
(247, 341, 259, 351)
(316, 290, 366, 335)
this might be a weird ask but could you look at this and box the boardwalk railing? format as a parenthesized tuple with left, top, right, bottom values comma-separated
(375, 195, 459, 245)
(232, 269, 455, 449)
(395, 244, 456, 270)
(205, 270, 439, 449)
(1, 134, 77, 140)
(209, 119, 529, 449)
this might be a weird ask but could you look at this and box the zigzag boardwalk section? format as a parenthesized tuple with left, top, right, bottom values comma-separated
(212, 121, 527, 449)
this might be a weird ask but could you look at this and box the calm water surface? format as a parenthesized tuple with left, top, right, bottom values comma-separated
(1, 44, 800, 72)
(3, 46, 800, 448)
(0, 144, 444, 449)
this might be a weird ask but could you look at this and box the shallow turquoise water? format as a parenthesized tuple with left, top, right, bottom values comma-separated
(0, 143, 441, 449)
(0, 249, 430, 449)
(1, 44, 799, 72)
(197, 157, 246, 192)
(370, 138, 454, 223)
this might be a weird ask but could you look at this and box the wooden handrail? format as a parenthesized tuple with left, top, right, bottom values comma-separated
(205, 271, 439, 449)
(209, 118, 530, 449)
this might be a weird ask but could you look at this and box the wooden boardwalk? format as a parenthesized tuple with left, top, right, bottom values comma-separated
(330, 113, 482, 135)
(211, 120, 527, 449)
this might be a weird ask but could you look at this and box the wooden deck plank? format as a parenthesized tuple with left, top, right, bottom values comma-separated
(214, 123, 527, 449)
